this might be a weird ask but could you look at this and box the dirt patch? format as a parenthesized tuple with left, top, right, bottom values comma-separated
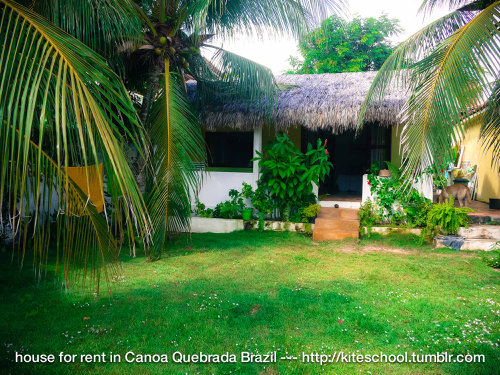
(358, 245, 415, 254)
(260, 367, 280, 375)
(332, 246, 356, 253)
(327, 244, 480, 258)
(250, 304, 262, 316)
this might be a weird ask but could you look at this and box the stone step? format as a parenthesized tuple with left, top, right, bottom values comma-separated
(318, 208, 359, 220)
(434, 237, 498, 251)
(313, 228, 359, 241)
(458, 225, 500, 240)
(314, 218, 360, 231)
(319, 200, 361, 209)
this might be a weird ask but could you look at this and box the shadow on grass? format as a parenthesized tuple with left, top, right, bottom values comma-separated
(117, 231, 313, 264)
(171, 230, 311, 252)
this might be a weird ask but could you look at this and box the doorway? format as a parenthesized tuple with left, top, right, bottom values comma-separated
(301, 124, 391, 199)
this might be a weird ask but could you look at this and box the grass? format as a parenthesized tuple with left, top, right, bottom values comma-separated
(1, 232, 499, 375)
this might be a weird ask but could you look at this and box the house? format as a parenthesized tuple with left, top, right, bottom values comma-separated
(192, 71, 499, 209)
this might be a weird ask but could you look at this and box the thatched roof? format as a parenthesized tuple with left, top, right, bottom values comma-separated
(193, 71, 409, 133)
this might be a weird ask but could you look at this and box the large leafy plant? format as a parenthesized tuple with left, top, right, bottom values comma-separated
(426, 197, 473, 236)
(254, 132, 332, 221)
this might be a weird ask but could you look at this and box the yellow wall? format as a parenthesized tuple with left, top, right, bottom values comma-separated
(389, 123, 500, 202)
(461, 121, 500, 202)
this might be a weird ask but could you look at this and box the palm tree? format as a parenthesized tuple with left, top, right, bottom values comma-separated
(0, 0, 151, 289)
(0, 0, 341, 285)
(358, 0, 500, 180)
(119, 0, 341, 258)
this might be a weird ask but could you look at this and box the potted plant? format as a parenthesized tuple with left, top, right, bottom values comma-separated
(242, 182, 273, 230)
(241, 208, 253, 221)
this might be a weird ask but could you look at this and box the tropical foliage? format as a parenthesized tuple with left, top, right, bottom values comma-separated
(287, 14, 401, 74)
(0, 0, 341, 286)
(0, 0, 150, 289)
(359, 0, 500, 180)
(365, 162, 432, 227)
(253, 132, 332, 222)
(426, 196, 473, 236)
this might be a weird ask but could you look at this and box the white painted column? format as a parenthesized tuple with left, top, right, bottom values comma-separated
(253, 126, 263, 186)
(362, 174, 372, 203)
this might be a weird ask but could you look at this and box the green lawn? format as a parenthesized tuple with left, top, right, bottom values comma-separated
(1, 232, 499, 375)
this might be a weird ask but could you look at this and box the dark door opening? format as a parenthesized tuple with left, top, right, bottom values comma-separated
(301, 124, 391, 199)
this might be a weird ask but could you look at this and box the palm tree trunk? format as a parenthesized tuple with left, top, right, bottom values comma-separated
(135, 76, 159, 194)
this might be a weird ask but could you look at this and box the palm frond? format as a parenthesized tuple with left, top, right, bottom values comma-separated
(146, 63, 205, 258)
(11, 138, 119, 290)
(28, 0, 143, 56)
(357, 8, 477, 129)
(480, 79, 500, 166)
(193, 45, 277, 109)
(398, 2, 500, 179)
(200, 0, 344, 39)
(419, 0, 497, 14)
(0, 0, 151, 285)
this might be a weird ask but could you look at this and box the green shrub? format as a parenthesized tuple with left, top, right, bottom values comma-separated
(403, 190, 433, 228)
(213, 189, 245, 219)
(241, 182, 273, 217)
(426, 197, 473, 236)
(367, 162, 432, 227)
(300, 203, 321, 235)
(359, 198, 379, 235)
(253, 132, 332, 221)
(302, 204, 321, 219)
(196, 189, 245, 219)
(195, 201, 214, 218)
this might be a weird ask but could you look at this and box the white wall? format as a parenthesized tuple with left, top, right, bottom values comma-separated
(195, 126, 263, 208)
(361, 174, 433, 204)
(196, 171, 257, 208)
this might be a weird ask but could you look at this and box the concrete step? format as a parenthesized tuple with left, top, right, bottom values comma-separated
(319, 200, 361, 209)
(434, 237, 499, 251)
(314, 218, 360, 231)
(458, 225, 500, 240)
(313, 228, 359, 241)
(318, 208, 359, 220)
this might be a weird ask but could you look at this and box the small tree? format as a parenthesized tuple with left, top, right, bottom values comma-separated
(287, 14, 401, 74)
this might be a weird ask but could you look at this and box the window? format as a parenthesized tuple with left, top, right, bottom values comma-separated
(370, 126, 391, 167)
(205, 131, 253, 169)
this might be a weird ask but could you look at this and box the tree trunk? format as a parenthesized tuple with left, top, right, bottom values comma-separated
(134, 77, 159, 194)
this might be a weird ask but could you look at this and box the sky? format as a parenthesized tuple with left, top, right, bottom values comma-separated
(213, 0, 450, 74)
